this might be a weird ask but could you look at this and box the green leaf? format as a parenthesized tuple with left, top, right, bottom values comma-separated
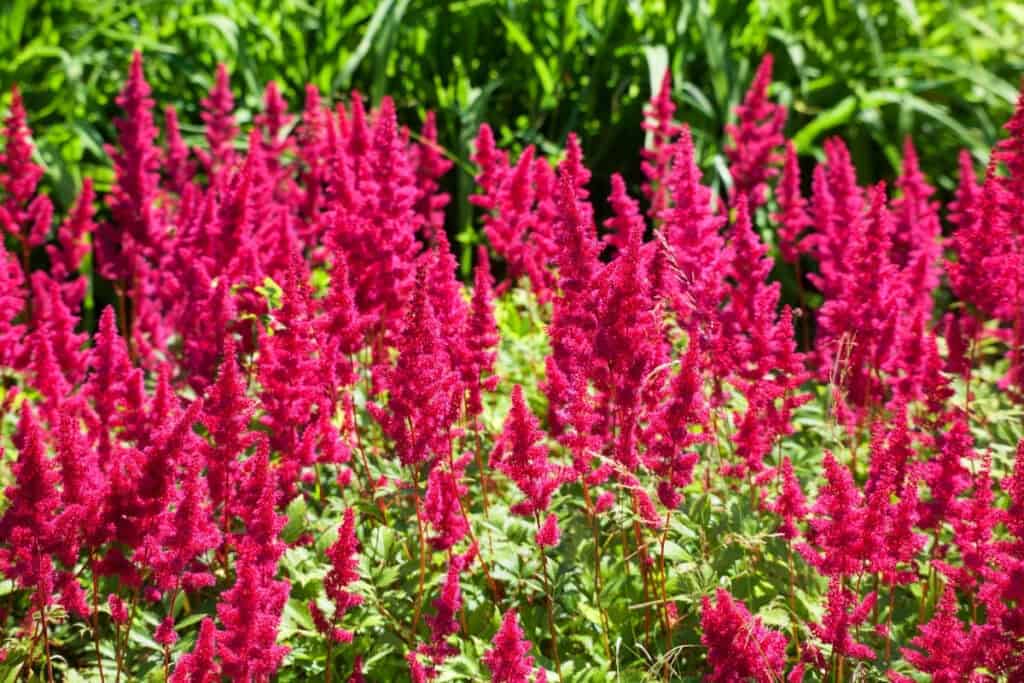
(338, 0, 396, 90)
(255, 276, 283, 310)
(642, 44, 669, 99)
(791, 95, 858, 152)
(281, 495, 308, 544)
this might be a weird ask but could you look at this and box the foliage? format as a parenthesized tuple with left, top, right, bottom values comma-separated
(1, 27, 1024, 683)
(4, 1, 1024, 268)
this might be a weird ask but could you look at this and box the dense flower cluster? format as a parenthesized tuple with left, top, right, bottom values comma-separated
(1, 50, 1024, 683)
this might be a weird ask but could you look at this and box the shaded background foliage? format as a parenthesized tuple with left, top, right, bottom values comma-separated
(3, 0, 1024, 266)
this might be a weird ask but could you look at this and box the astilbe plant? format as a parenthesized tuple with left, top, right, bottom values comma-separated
(811, 579, 877, 664)
(483, 610, 545, 683)
(6, 49, 1024, 683)
(98, 50, 161, 286)
(725, 54, 786, 209)
(900, 586, 978, 682)
(311, 509, 362, 652)
(491, 385, 564, 518)
(700, 588, 788, 683)
(0, 86, 53, 279)
(640, 70, 680, 221)
(197, 63, 239, 174)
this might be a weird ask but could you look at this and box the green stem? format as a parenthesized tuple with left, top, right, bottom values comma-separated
(536, 513, 563, 682)
(410, 466, 428, 634)
(581, 481, 611, 662)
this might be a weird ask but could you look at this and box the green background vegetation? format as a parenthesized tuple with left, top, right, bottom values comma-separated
(4, 0, 1024, 253)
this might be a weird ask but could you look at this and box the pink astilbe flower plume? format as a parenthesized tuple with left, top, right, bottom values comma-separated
(725, 54, 787, 209)
(54, 410, 103, 538)
(202, 332, 256, 518)
(110, 398, 205, 568)
(257, 252, 322, 477)
(423, 453, 471, 550)
(722, 196, 778, 367)
(891, 137, 941, 319)
(920, 412, 973, 530)
(462, 246, 500, 418)
(483, 609, 544, 683)
(700, 588, 787, 683)
(320, 246, 368, 390)
(0, 85, 54, 254)
(0, 85, 43, 213)
(797, 452, 869, 577)
(232, 437, 286, 565)
(872, 474, 926, 586)
(45, 177, 94, 306)
(85, 306, 135, 461)
(0, 240, 25, 367)
(99, 50, 161, 281)
(492, 385, 565, 516)
(536, 513, 560, 548)
(216, 555, 290, 682)
(409, 548, 475, 678)
(426, 551, 468, 653)
(603, 172, 643, 252)
(806, 138, 863, 302)
(811, 579, 876, 661)
(311, 508, 363, 645)
(936, 454, 998, 591)
(27, 324, 70, 427)
(996, 77, 1024, 192)
(823, 137, 863, 231)
(816, 182, 903, 425)
(773, 141, 811, 264)
(0, 403, 60, 602)
(369, 260, 460, 467)
(947, 162, 1003, 319)
(471, 123, 508, 211)
(48, 450, 95, 620)
(948, 149, 981, 238)
(163, 105, 194, 195)
(942, 310, 974, 380)
(198, 62, 238, 173)
(31, 270, 88, 383)
(722, 197, 809, 477)
(590, 174, 667, 474)
(771, 456, 807, 540)
(901, 586, 978, 682)
(294, 84, 328, 219)
(255, 80, 292, 181)
(642, 340, 709, 509)
(169, 617, 220, 683)
(864, 404, 914, 497)
(544, 172, 600, 439)
(559, 133, 592, 222)
(422, 228, 469, 358)
(346, 89, 370, 162)
(412, 110, 453, 233)
(660, 127, 728, 341)
(472, 140, 530, 280)
(359, 95, 419, 307)
(147, 453, 221, 593)
(641, 69, 680, 220)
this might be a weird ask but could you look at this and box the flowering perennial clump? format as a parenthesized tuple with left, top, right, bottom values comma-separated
(1, 50, 1024, 683)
